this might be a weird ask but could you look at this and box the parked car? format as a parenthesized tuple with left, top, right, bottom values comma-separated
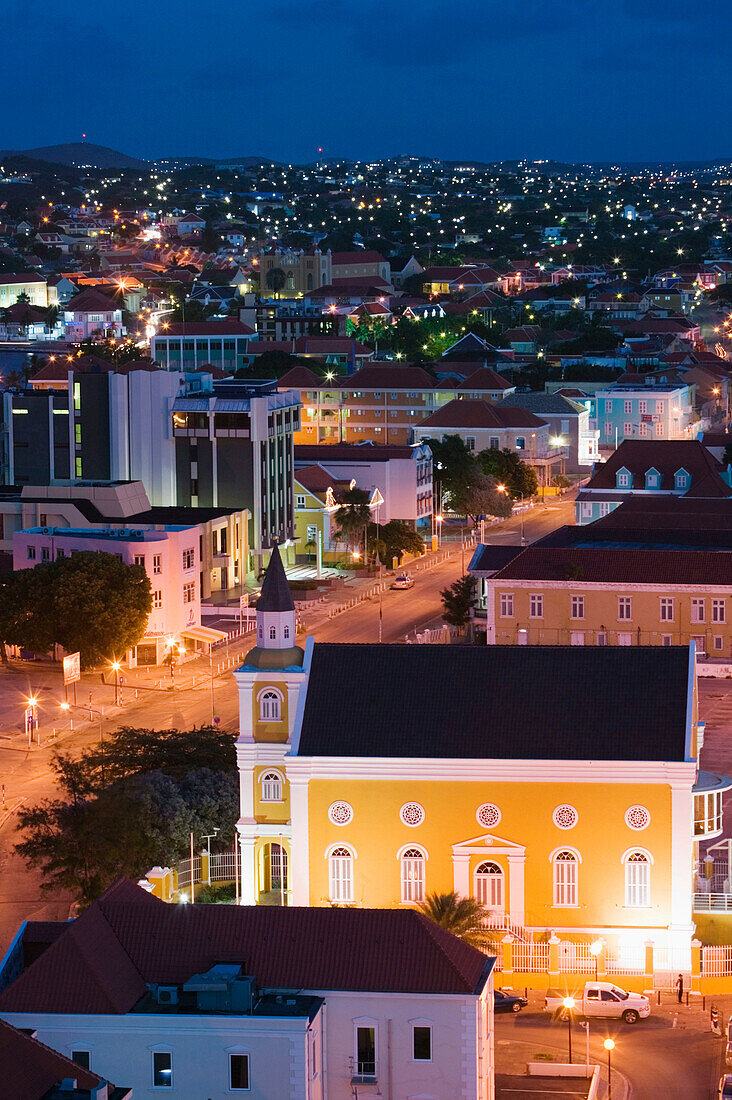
(544, 982, 650, 1024)
(391, 573, 415, 589)
(494, 989, 528, 1014)
(719, 1075, 732, 1099)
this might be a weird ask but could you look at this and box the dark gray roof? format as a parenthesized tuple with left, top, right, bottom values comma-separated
(296, 644, 690, 762)
(257, 543, 294, 612)
(500, 393, 587, 415)
(468, 544, 525, 573)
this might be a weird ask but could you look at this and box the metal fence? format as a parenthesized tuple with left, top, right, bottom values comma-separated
(702, 945, 732, 977)
(175, 852, 235, 889)
(605, 948, 645, 975)
(176, 856, 201, 889)
(512, 942, 551, 973)
(558, 942, 596, 974)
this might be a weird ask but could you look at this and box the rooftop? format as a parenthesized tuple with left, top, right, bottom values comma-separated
(583, 440, 731, 497)
(296, 644, 691, 762)
(418, 398, 548, 430)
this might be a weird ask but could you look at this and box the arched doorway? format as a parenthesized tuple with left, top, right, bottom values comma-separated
(258, 841, 288, 905)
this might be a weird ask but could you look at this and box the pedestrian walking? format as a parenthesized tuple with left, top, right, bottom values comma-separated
(676, 973, 684, 1004)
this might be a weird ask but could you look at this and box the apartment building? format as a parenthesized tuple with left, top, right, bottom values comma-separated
(150, 321, 255, 373)
(0, 273, 51, 309)
(591, 383, 700, 447)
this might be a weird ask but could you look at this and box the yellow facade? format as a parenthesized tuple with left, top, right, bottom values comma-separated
(485, 581, 732, 653)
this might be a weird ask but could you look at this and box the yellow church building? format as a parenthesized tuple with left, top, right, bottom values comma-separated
(235, 545, 730, 963)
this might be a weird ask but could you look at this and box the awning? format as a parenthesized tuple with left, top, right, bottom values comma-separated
(182, 625, 229, 644)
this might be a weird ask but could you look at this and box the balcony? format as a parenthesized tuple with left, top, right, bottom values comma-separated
(693, 770, 732, 840)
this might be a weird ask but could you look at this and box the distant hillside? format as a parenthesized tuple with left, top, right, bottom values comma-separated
(0, 143, 149, 169)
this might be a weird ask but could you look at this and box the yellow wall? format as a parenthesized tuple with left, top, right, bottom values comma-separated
(253, 765, 291, 825)
(307, 778, 674, 929)
(492, 583, 732, 655)
(251, 680, 290, 744)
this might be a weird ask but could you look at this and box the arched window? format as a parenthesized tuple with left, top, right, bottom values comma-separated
(400, 847, 426, 903)
(260, 770, 283, 802)
(259, 689, 282, 721)
(270, 842, 287, 892)
(552, 850, 578, 907)
(475, 861, 504, 909)
(258, 623, 263, 639)
(624, 850, 651, 907)
(283, 625, 290, 640)
(329, 846, 354, 902)
(269, 625, 276, 641)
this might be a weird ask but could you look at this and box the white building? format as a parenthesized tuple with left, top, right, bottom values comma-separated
(12, 523, 216, 665)
(0, 879, 496, 1100)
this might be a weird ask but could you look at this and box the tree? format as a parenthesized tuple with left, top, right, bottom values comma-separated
(333, 487, 372, 555)
(265, 266, 287, 298)
(0, 553, 151, 667)
(477, 447, 538, 499)
(441, 574, 477, 631)
(418, 891, 489, 948)
(14, 724, 237, 905)
(449, 473, 512, 524)
(15, 290, 31, 305)
(421, 435, 480, 509)
(367, 520, 424, 566)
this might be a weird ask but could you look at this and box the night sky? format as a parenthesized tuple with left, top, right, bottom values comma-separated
(3, 0, 730, 163)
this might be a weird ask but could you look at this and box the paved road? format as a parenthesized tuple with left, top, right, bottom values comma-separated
(496, 1005, 724, 1099)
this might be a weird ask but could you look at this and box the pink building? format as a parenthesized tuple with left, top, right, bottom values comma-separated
(13, 524, 224, 666)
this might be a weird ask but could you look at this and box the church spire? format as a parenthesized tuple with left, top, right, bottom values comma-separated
(257, 542, 294, 614)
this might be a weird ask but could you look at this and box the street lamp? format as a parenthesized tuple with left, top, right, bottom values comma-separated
(435, 513, 443, 547)
(59, 700, 73, 735)
(590, 938, 603, 980)
(110, 659, 121, 707)
(563, 997, 575, 1062)
(603, 1037, 615, 1098)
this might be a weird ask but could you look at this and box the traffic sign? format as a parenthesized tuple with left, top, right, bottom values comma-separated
(63, 652, 81, 686)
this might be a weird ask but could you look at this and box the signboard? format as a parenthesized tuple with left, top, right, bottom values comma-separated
(63, 652, 81, 686)
(641, 414, 653, 423)
(239, 593, 249, 610)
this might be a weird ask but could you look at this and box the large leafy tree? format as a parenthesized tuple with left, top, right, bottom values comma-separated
(0, 552, 151, 667)
(448, 473, 512, 524)
(418, 891, 489, 948)
(477, 447, 538, 499)
(422, 434, 481, 511)
(367, 520, 424, 566)
(15, 725, 237, 906)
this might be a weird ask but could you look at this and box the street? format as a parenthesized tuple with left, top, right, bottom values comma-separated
(0, 498, 575, 951)
(495, 999, 725, 1098)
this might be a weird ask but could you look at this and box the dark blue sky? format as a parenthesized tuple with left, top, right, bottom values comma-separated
(4, 0, 730, 163)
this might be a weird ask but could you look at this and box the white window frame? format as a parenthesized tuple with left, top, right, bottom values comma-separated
(623, 848, 652, 908)
(617, 632, 632, 646)
(260, 769, 284, 802)
(228, 1051, 251, 1092)
(691, 598, 706, 624)
(570, 631, 585, 646)
(353, 1019, 378, 1081)
(410, 1020, 433, 1063)
(182, 547, 195, 571)
(580, 502, 593, 518)
(152, 590, 162, 609)
(605, 399, 613, 413)
(624, 400, 632, 414)
(474, 861, 504, 910)
(183, 581, 196, 604)
(328, 844, 355, 903)
(551, 847, 580, 908)
(571, 594, 585, 620)
(399, 843, 427, 903)
(258, 688, 282, 721)
(623, 421, 633, 436)
(152, 1050, 173, 1089)
(153, 553, 162, 574)
(616, 472, 630, 488)
(499, 592, 514, 618)
(660, 597, 674, 622)
(712, 598, 726, 624)
(529, 594, 543, 618)
(618, 596, 632, 621)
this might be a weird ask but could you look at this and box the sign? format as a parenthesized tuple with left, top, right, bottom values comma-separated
(63, 652, 81, 685)
(641, 414, 653, 423)
(239, 593, 249, 610)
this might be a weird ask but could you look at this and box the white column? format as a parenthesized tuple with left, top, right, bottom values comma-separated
(289, 775, 311, 906)
(238, 832, 257, 906)
(507, 854, 526, 926)
(453, 852, 471, 897)
(669, 783, 695, 932)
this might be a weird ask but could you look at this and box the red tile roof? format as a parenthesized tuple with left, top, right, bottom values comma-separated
(0, 1018, 104, 1100)
(277, 365, 325, 388)
(0, 273, 46, 284)
(494, 545, 732, 585)
(456, 368, 513, 391)
(64, 287, 121, 313)
(331, 251, 386, 265)
(0, 880, 490, 1013)
(418, 398, 547, 430)
(584, 440, 731, 496)
(339, 364, 436, 390)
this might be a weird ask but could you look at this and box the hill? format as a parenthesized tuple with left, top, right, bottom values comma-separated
(0, 143, 149, 169)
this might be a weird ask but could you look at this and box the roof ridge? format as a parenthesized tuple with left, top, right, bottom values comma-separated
(411, 911, 489, 992)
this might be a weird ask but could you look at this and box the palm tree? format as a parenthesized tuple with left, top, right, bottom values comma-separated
(333, 487, 371, 559)
(44, 304, 60, 333)
(418, 891, 489, 949)
(265, 266, 287, 298)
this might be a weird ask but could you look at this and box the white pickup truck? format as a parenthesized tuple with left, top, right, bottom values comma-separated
(543, 981, 651, 1024)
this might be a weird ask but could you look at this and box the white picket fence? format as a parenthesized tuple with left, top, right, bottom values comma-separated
(176, 852, 236, 889)
(512, 942, 551, 973)
(702, 945, 732, 977)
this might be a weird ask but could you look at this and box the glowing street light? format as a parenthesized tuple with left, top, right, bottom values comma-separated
(604, 1037, 615, 1098)
(110, 659, 122, 707)
(563, 997, 575, 1062)
(590, 938, 603, 980)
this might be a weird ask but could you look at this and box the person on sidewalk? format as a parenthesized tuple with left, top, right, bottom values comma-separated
(676, 973, 684, 1004)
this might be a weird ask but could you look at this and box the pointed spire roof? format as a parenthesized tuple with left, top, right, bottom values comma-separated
(257, 543, 294, 613)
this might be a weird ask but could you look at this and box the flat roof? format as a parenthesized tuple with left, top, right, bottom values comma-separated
(495, 1075, 593, 1099)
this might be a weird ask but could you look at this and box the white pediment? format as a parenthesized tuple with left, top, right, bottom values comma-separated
(452, 832, 526, 856)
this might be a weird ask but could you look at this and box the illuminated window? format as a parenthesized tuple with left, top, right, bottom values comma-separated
(183, 582, 195, 604)
(261, 770, 283, 801)
(329, 846, 354, 902)
(259, 690, 281, 721)
(152, 1051, 172, 1088)
(475, 861, 503, 908)
(624, 851, 650, 907)
(552, 850, 578, 907)
(400, 847, 426, 903)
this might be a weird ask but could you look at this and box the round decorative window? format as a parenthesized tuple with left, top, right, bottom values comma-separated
(400, 802, 425, 827)
(476, 803, 502, 829)
(625, 805, 651, 831)
(328, 801, 353, 826)
(553, 804, 578, 830)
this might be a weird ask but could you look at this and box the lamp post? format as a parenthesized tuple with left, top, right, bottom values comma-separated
(110, 660, 121, 707)
(59, 700, 73, 735)
(435, 513, 443, 548)
(604, 1037, 615, 1099)
(562, 997, 575, 1063)
(590, 938, 603, 981)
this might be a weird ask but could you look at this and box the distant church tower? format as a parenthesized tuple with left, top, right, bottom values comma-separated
(234, 544, 310, 906)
